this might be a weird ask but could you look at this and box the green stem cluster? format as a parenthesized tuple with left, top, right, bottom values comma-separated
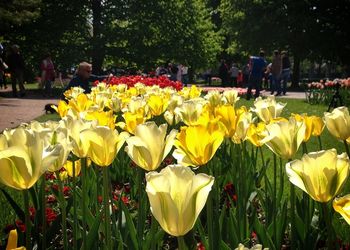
(23, 189, 31, 250)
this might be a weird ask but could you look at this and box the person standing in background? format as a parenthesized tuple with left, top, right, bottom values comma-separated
(176, 64, 182, 82)
(229, 63, 239, 87)
(281, 51, 291, 95)
(270, 50, 282, 95)
(40, 53, 55, 97)
(242, 63, 250, 87)
(63, 61, 112, 96)
(246, 50, 267, 100)
(219, 59, 229, 87)
(0, 43, 8, 89)
(6, 45, 26, 97)
(181, 64, 189, 86)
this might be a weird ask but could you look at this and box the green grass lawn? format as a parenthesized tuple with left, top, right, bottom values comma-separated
(0, 97, 347, 241)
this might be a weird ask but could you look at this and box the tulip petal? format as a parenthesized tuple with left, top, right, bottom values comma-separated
(0, 147, 33, 190)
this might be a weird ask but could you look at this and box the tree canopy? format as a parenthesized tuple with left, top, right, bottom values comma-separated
(0, 0, 349, 83)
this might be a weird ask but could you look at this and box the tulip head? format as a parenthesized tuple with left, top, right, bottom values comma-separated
(173, 121, 225, 167)
(333, 194, 350, 225)
(174, 100, 205, 126)
(260, 117, 305, 159)
(80, 126, 129, 167)
(146, 165, 214, 236)
(292, 114, 325, 141)
(222, 89, 240, 105)
(119, 108, 147, 134)
(125, 122, 177, 171)
(251, 96, 286, 123)
(62, 115, 97, 158)
(147, 94, 169, 117)
(0, 127, 62, 190)
(6, 229, 25, 250)
(286, 149, 350, 202)
(246, 122, 267, 147)
(324, 106, 350, 141)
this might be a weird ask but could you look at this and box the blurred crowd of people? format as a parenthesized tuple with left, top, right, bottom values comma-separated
(212, 49, 291, 100)
(0, 41, 291, 101)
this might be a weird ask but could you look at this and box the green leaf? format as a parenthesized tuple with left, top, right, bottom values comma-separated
(121, 202, 138, 249)
(253, 214, 275, 250)
(0, 188, 25, 222)
(195, 219, 208, 249)
(220, 240, 232, 250)
(83, 207, 103, 250)
(143, 216, 159, 250)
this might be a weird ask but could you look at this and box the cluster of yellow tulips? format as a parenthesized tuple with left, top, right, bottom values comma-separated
(1, 82, 350, 249)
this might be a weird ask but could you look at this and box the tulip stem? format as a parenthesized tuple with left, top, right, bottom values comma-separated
(343, 140, 350, 158)
(290, 183, 296, 250)
(23, 189, 31, 250)
(137, 168, 145, 248)
(103, 167, 112, 250)
(322, 202, 334, 250)
(72, 160, 78, 250)
(81, 158, 87, 250)
(177, 236, 188, 250)
(41, 175, 47, 250)
(318, 136, 323, 150)
(273, 154, 277, 243)
(302, 142, 308, 154)
(207, 191, 214, 250)
(56, 171, 68, 250)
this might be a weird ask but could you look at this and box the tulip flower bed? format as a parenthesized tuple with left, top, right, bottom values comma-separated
(98, 75, 183, 90)
(304, 78, 350, 105)
(1, 83, 350, 250)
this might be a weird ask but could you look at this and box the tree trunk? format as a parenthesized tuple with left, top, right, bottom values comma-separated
(291, 54, 300, 89)
(91, 0, 104, 74)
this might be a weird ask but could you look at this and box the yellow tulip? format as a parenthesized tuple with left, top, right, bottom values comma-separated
(251, 96, 286, 123)
(312, 116, 325, 136)
(84, 110, 116, 129)
(63, 86, 85, 100)
(147, 94, 169, 117)
(53, 100, 70, 118)
(125, 122, 177, 171)
(0, 127, 62, 190)
(80, 126, 129, 167)
(28, 121, 71, 172)
(214, 105, 252, 143)
(146, 165, 214, 236)
(123, 97, 147, 114)
(59, 170, 68, 180)
(235, 243, 267, 250)
(173, 122, 225, 167)
(324, 106, 350, 141)
(286, 149, 349, 202)
(179, 85, 202, 100)
(292, 114, 325, 141)
(174, 100, 205, 126)
(115, 83, 128, 93)
(246, 122, 267, 147)
(204, 90, 224, 109)
(292, 113, 314, 142)
(68, 93, 94, 113)
(260, 117, 305, 159)
(62, 115, 97, 158)
(163, 95, 183, 125)
(119, 108, 147, 134)
(333, 194, 350, 225)
(232, 107, 252, 143)
(6, 229, 25, 250)
(222, 89, 240, 105)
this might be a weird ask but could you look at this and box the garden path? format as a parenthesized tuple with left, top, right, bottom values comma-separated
(0, 87, 59, 132)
